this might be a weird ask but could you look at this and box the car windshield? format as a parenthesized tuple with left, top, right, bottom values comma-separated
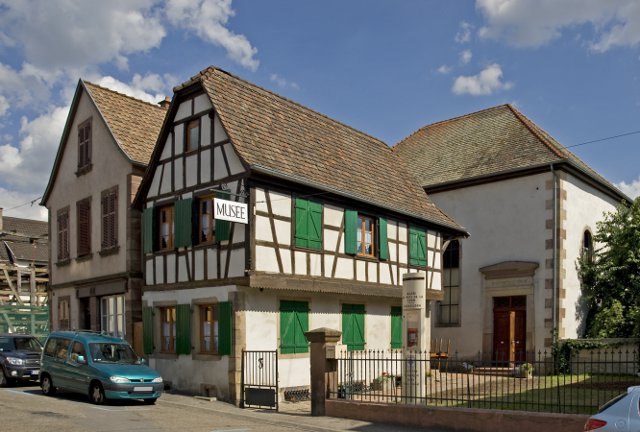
(0, 336, 42, 352)
(89, 343, 139, 364)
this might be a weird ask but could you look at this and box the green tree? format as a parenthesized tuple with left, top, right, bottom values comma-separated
(579, 197, 640, 338)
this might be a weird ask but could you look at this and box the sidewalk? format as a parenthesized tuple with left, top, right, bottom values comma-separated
(160, 393, 449, 431)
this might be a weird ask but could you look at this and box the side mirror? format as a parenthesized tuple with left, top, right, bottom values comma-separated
(138, 357, 147, 365)
(76, 355, 87, 364)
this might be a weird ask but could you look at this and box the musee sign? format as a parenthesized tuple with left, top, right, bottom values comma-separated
(214, 198, 248, 224)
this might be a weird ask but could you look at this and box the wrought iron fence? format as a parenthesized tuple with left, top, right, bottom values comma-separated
(330, 349, 640, 414)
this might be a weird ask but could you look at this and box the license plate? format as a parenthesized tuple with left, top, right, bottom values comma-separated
(31, 370, 39, 375)
(133, 386, 153, 392)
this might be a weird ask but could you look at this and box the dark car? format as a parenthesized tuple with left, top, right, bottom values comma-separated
(0, 333, 43, 386)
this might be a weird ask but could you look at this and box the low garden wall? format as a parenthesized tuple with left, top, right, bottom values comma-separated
(326, 400, 588, 432)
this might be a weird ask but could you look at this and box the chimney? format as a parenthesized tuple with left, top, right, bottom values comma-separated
(158, 96, 171, 109)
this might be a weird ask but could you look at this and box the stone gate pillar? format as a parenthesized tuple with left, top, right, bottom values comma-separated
(305, 327, 341, 416)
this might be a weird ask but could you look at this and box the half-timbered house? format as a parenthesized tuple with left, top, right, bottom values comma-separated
(134, 66, 467, 403)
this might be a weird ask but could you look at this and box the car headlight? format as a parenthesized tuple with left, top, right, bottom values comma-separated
(6, 357, 24, 366)
(152, 377, 163, 383)
(109, 376, 131, 383)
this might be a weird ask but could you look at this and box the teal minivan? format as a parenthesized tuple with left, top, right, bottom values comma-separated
(40, 331, 163, 404)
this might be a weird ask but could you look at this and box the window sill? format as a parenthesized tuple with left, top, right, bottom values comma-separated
(75, 163, 93, 176)
(99, 245, 120, 257)
(55, 258, 71, 267)
(75, 253, 93, 263)
(355, 254, 379, 262)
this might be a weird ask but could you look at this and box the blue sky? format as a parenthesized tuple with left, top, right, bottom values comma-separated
(1, 0, 639, 220)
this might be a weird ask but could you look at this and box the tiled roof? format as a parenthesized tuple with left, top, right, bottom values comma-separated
(0, 216, 48, 263)
(83, 81, 167, 165)
(182, 67, 464, 233)
(394, 104, 625, 197)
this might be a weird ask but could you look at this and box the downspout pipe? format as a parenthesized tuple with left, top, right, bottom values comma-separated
(551, 164, 559, 342)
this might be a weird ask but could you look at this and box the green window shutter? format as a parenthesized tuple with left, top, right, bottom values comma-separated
(294, 198, 309, 248)
(280, 301, 309, 354)
(342, 304, 365, 351)
(175, 304, 191, 355)
(215, 191, 231, 242)
(378, 217, 389, 260)
(142, 306, 154, 355)
(390, 306, 402, 349)
(143, 208, 154, 253)
(409, 227, 427, 267)
(218, 301, 233, 355)
(344, 210, 358, 255)
(308, 201, 322, 250)
(174, 199, 193, 248)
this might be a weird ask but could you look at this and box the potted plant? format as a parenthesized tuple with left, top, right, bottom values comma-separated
(371, 372, 396, 391)
(516, 362, 534, 378)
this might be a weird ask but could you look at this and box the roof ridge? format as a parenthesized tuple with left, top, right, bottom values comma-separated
(506, 104, 565, 159)
(82, 80, 168, 112)
(394, 104, 512, 149)
(197, 66, 389, 148)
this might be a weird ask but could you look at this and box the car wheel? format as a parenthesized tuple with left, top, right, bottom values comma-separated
(89, 382, 105, 405)
(41, 375, 56, 396)
(143, 398, 157, 405)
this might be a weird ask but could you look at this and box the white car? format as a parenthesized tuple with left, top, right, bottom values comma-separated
(585, 386, 640, 431)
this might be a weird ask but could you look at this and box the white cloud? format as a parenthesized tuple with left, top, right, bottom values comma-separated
(460, 50, 473, 65)
(269, 73, 299, 90)
(0, 187, 48, 221)
(476, 0, 640, 52)
(93, 73, 175, 104)
(617, 177, 640, 198)
(452, 63, 513, 96)
(0, 96, 9, 117)
(0, 106, 68, 193)
(165, 0, 259, 71)
(437, 65, 452, 75)
(455, 21, 473, 43)
(0, 0, 165, 70)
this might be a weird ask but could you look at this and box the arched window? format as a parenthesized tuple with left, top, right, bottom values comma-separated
(439, 240, 460, 326)
(582, 230, 594, 263)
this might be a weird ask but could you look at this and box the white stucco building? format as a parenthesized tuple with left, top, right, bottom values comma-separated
(42, 81, 167, 348)
(394, 104, 629, 362)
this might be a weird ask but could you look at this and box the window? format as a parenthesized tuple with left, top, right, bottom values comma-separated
(280, 300, 309, 354)
(294, 198, 322, 250)
(357, 215, 375, 257)
(160, 306, 176, 353)
(158, 205, 174, 250)
(582, 230, 594, 263)
(186, 118, 200, 152)
(101, 295, 125, 338)
(76, 197, 91, 257)
(390, 306, 402, 349)
(101, 187, 118, 250)
(200, 304, 219, 354)
(58, 297, 70, 330)
(344, 211, 389, 260)
(78, 119, 92, 170)
(342, 304, 365, 351)
(439, 240, 460, 326)
(70, 341, 86, 363)
(57, 207, 70, 261)
(199, 196, 215, 243)
(409, 227, 427, 267)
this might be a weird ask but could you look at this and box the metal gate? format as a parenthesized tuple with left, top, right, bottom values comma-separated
(241, 350, 278, 410)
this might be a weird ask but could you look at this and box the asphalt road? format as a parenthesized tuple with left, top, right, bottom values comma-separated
(0, 384, 449, 432)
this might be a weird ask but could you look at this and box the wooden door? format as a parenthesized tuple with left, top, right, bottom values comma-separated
(493, 296, 527, 364)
